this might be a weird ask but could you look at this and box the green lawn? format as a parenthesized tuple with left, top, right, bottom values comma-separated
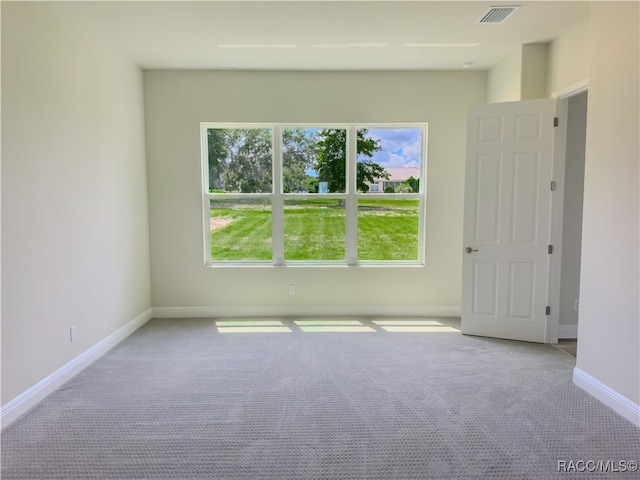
(357, 200, 419, 261)
(209, 198, 272, 260)
(284, 201, 345, 260)
(210, 198, 419, 261)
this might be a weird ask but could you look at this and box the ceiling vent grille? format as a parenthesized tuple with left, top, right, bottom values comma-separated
(477, 6, 520, 24)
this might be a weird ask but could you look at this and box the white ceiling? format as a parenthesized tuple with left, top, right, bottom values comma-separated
(65, 1, 591, 70)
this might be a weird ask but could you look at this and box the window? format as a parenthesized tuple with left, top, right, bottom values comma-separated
(201, 124, 427, 266)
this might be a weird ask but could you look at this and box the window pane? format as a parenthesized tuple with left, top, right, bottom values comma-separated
(282, 128, 346, 194)
(210, 198, 272, 261)
(357, 128, 422, 193)
(207, 128, 273, 193)
(282, 128, 318, 193)
(358, 198, 419, 261)
(284, 198, 345, 260)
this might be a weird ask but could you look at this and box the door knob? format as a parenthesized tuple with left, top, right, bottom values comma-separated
(465, 247, 478, 254)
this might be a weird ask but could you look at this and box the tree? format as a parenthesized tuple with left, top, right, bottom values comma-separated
(357, 160, 389, 193)
(397, 176, 419, 193)
(207, 128, 273, 193)
(315, 129, 387, 193)
(208, 127, 389, 194)
(282, 129, 318, 193)
(225, 129, 273, 192)
(207, 128, 229, 191)
(306, 176, 319, 193)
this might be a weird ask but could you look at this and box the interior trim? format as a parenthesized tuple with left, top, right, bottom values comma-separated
(1, 309, 153, 429)
(151, 305, 462, 319)
(573, 367, 640, 427)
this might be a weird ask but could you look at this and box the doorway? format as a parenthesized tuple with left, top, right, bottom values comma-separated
(461, 98, 557, 343)
(556, 90, 588, 354)
(461, 93, 588, 345)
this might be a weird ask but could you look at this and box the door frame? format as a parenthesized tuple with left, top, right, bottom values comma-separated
(547, 79, 589, 344)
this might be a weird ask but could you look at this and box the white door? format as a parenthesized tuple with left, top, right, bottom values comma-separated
(461, 99, 556, 343)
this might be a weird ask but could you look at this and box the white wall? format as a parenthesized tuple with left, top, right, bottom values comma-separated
(144, 70, 486, 315)
(488, 43, 549, 103)
(520, 44, 548, 100)
(576, 2, 639, 405)
(559, 92, 587, 328)
(547, 18, 591, 96)
(487, 49, 522, 103)
(1, 3, 151, 405)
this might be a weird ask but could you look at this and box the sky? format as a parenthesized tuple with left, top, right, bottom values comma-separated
(293, 126, 423, 177)
(361, 128, 422, 169)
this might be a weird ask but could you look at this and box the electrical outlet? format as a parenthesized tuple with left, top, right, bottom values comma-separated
(574, 299, 579, 312)
(289, 285, 296, 295)
(70, 325, 77, 343)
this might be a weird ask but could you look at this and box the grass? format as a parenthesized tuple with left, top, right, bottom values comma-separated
(210, 198, 419, 261)
(358, 200, 419, 261)
(210, 198, 272, 261)
(284, 201, 345, 260)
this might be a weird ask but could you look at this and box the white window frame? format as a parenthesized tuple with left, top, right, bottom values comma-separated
(200, 123, 428, 267)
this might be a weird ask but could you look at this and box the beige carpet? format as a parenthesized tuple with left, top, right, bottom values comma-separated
(2, 317, 638, 479)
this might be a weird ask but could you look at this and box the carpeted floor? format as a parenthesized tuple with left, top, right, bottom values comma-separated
(2, 317, 639, 479)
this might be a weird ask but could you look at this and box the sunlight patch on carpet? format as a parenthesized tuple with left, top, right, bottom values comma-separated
(216, 320, 285, 327)
(217, 326, 292, 333)
(294, 319, 364, 326)
(298, 326, 375, 333)
(381, 326, 459, 333)
(373, 320, 445, 326)
(372, 319, 460, 333)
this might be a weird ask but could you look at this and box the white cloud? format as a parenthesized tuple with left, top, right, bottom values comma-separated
(365, 127, 423, 168)
(402, 139, 422, 161)
(387, 153, 407, 167)
(405, 160, 420, 168)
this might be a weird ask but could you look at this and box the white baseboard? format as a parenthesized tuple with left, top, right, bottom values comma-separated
(1, 308, 153, 429)
(558, 325, 578, 339)
(573, 367, 640, 427)
(151, 305, 462, 319)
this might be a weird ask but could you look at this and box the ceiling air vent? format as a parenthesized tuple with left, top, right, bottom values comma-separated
(477, 6, 520, 24)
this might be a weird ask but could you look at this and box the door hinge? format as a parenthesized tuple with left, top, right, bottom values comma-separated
(554, 117, 559, 127)
(550, 181, 557, 191)
(546, 306, 551, 315)
(548, 245, 554, 254)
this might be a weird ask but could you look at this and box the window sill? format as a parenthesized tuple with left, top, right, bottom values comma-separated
(204, 261, 425, 268)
